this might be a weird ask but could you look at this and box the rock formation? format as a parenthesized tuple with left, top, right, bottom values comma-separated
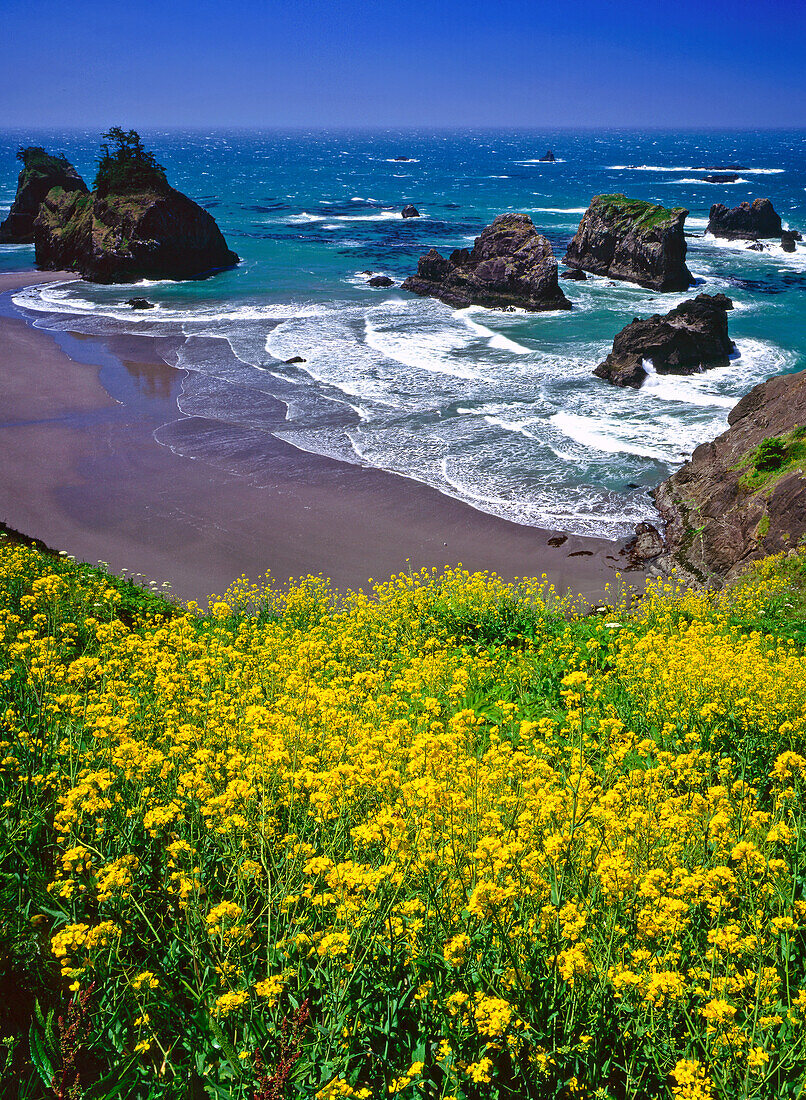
(594, 293, 735, 388)
(655, 369, 806, 584)
(781, 229, 802, 253)
(402, 213, 571, 311)
(707, 198, 782, 240)
(703, 173, 740, 183)
(126, 297, 153, 309)
(401, 205, 420, 218)
(367, 275, 394, 287)
(539, 150, 556, 162)
(562, 268, 587, 281)
(33, 129, 238, 283)
(0, 147, 88, 244)
(564, 195, 692, 291)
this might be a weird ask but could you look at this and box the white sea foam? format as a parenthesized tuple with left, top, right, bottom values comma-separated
(607, 164, 784, 174)
(531, 207, 587, 214)
(669, 178, 749, 185)
(515, 158, 567, 165)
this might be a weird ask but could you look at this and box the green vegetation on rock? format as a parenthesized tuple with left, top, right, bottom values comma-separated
(594, 193, 686, 232)
(93, 128, 168, 197)
(737, 426, 806, 492)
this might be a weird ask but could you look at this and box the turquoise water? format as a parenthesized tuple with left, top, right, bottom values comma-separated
(2, 128, 805, 537)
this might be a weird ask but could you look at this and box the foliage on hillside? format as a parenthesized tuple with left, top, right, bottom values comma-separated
(1, 535, 806, 1099)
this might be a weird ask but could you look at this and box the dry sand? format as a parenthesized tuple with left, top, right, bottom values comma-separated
(0, 270, 641, 604)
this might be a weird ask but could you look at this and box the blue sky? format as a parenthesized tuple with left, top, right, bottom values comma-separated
(3, 0, 805, 128)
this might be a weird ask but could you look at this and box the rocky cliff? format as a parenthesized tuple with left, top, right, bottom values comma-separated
(594, 293, 734, 388)
(707, 198, 782, 240)
(655, 369, 806, 584)
(34, 183, 238, 283)
(0, 147, 88, 244)
(401, 213, 571, 311)
(564, 194, 692, 291)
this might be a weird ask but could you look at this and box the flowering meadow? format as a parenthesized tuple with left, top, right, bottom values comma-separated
(1, 533, 806, 1100)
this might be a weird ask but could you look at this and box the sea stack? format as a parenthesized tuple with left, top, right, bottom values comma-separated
(0, 147, 88, 244)
(655, 369, 806, 584)
(594, 293, 735, 388)
(539, 149, 556, 162)
(564, 194, 692, 291)
(33, 128, 238, 283)
(402, 212, 571, 311)
(707, 199, 782, 240)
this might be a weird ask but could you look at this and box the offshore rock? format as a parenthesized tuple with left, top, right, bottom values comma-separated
(126, 297, 153, 309)
(367, 275, 394, 287)
(0, 147, 88, 244)
(34, 183, 239, 283)
(781, 229, 802, 253)
(594, 293, 734, 388)
(562, 267, 587, 280)
(539, 149, 556, 162)
(564, 194, 692, 291)
(655, 369, 806, 585)
(402, 212, 571, 311)
(707, 198, 782, 240)
(401, 204, 420, 218)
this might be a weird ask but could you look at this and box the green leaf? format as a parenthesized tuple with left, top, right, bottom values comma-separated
(28, 1020, 54, 1090)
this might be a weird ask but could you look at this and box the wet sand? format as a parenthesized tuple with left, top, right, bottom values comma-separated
(0, 270, 640, 604)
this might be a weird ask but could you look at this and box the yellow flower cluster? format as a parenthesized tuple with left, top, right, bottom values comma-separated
(2, 536, 806, 1098)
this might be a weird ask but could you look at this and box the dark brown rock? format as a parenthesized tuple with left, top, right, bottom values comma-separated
(34, 183, 238, 283)
(703, 173, 740, 183)
(402, 213, 571, 312)
(781, 229, 802, 253)
(623, 522, 665, 568)
(367, 275, 394, 287)
(564, 194, 692, 291)
(401, 204, 420, 218)
(0, 147, 88, 244)
(707, 198, 782, 240)
(562, 268, 587, 280)
(655, 369, 806, 585)
(539, 149, 556, 162)
(126, 297, 153, 309)
(594, 293, 735, 388)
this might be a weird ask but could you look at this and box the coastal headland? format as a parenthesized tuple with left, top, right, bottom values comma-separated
(0, 271, 632, 604)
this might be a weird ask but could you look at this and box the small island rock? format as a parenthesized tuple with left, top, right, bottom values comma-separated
(402, 212, 571, 312)
(368, 275, 394, 287)
(126, 297, 154, 309)
(594, 293, 735, 389)
(0, 147, 88, 244)
(539, 149, 556, 162)
(401, 204, 420, 218)
(564, 194, 692, 291)
(34, 128, 238, 284)
(707, 198, 782, 240)
(562, 268, 587, 281)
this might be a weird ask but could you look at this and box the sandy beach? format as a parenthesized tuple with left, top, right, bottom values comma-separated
(0, 270, 641, 604)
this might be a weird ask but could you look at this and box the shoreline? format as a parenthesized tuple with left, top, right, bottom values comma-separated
(0, 269, 641, 604)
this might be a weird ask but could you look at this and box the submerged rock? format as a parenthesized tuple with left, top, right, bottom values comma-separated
(564, 194, 692, 291)
(594, 293, 735, 388)
(655, 369, 806, 585)
(703, 173, 740, 183)
(126, 297, 154, 309)
(562, 267, 587, 280)
(707, 198, 782, 240)
(402, 212, 571, 312)
(401, 204, 420, 218)
(0, 147, 88, 244)
(539, 149, 556, 162)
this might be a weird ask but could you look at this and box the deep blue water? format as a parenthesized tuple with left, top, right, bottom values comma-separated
(2, 128, 805, 538)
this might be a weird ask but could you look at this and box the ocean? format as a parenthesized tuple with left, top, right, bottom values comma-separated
(2, 128, 804, 540)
